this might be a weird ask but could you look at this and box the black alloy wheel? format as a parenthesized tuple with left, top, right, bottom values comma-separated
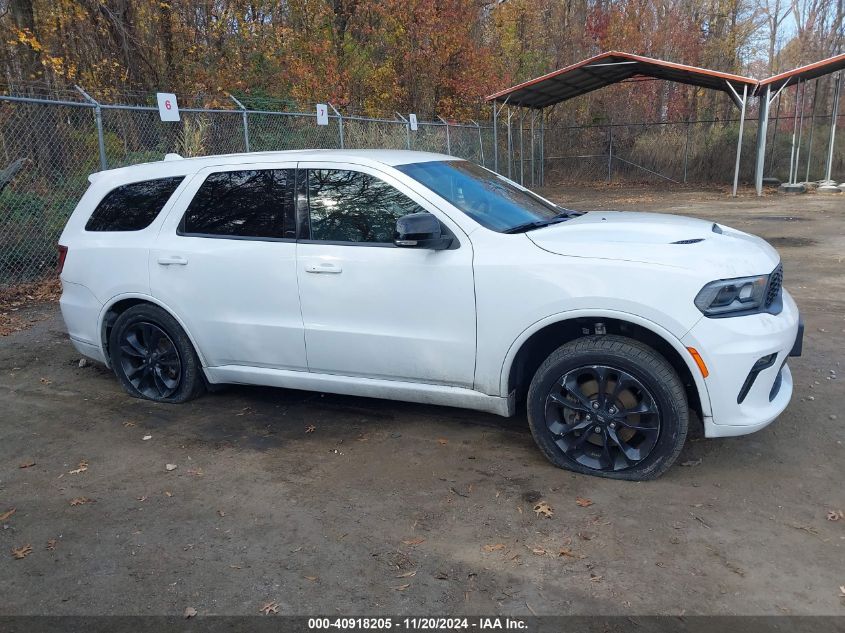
(118, 321, 182, 399)
(545, 364, 661, 472)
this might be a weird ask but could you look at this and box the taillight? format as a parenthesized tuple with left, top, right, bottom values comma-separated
(57, 244, 68, 274)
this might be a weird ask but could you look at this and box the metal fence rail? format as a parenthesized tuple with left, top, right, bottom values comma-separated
(0, 93, 496, 287)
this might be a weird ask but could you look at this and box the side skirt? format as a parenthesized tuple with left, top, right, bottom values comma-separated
(205, 365, 514, 417)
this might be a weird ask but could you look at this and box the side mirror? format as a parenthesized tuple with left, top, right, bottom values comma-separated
(394, 212, 453, 250)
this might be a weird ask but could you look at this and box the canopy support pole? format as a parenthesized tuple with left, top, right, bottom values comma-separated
(726, 82, 748, 196)
(804, 79, 819, 181)
(825, 72, 841, 182)
(755, 86, 771, 195)
(793, 80, 806, 183)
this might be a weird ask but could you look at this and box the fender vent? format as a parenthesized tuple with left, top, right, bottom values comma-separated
(671, 238, 704, 244)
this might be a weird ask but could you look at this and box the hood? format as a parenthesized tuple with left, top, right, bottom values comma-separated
(527, 211, 781, 278)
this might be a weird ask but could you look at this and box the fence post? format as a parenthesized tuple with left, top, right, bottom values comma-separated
(683, 119, 690, 183)
(229, 94, 250, 152)
(395, 113, 411, 149)
(438, 116, 451, 155)
(607, 122, 613, 182)
(329, 103, 344, 149)
(471, 120, 484, 166)
(506, 107, 513, 179)
(75, 85, 107, 170)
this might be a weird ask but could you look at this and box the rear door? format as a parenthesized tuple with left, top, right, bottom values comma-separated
(295, 161, 476, 387)
(150, 162, 306, 370)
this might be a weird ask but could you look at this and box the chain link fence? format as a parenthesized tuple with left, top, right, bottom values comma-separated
(4, 89, 844, 288)
(0, 93, 496, 287)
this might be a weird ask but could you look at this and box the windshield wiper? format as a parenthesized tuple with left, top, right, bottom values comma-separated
(503, 212, 576, 234)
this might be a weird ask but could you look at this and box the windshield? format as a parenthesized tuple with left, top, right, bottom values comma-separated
(395, 160, 575, 233)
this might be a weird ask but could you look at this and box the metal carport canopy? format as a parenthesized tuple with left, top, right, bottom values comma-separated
(486, 51, 758, 108)
(753, 52, 845, 195)
(485, 51, 757, 196)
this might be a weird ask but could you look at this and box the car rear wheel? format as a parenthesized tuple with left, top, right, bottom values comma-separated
(108, 304, 205, 404)
(527, 335, 688, 480)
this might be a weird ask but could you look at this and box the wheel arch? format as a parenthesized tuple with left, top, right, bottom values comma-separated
(98, 293, 208, 369)
(501, 311, 710, 421)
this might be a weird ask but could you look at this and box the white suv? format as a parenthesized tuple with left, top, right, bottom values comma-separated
(58, 150, 802, 479)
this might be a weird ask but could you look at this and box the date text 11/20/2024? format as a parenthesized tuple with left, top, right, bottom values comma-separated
(308, 617, 528, 630)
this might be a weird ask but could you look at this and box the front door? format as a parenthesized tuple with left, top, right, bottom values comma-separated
(150, 163, 307, 370)
(295, 162, 476, 387)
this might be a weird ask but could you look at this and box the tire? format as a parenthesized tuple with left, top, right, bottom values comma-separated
(526, 335, 688, 480)
(108, 304, 205, 404)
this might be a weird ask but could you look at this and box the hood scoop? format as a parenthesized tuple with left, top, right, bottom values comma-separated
(671, 238, 704, 244)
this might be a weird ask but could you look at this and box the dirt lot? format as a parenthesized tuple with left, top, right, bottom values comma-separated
(1, 184, 843, 616)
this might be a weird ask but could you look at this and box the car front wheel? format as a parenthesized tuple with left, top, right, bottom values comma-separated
(108, 304, 205, 404)
(527, 335, 688, 480)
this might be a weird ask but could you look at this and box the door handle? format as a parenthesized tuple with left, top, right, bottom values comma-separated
(157, 255, 188, 266)
(304, 262, 342, 274)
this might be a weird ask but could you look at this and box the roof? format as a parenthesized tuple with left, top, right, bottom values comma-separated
(486, 51, 758, 108)
(758, 52, 845, 92)
(89, 149, 455, 182)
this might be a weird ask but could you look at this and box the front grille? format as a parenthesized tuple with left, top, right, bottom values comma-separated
(765, 263, 783, 308)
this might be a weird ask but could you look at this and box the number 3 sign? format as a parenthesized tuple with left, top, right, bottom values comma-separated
(156, 93, 180, 122)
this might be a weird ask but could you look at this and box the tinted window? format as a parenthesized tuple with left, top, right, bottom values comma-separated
(181, 169, 295, 239)
(306, 169, 425, 243)
(85, 177, 183, 232)
(396, 160, 570, 232)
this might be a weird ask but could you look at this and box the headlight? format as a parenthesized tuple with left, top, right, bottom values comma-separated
(694, 275, 768, 316)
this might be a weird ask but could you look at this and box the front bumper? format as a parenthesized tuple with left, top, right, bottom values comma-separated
(682, 289, 800, 438)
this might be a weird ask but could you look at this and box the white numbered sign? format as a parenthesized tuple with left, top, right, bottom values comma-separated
(316, 104, 329, 126)
(409, 113, 418, 131)
(156, 93, 180, 122)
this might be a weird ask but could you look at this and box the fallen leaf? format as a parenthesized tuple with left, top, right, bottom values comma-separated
(259, 601, 279, 615)
(534, 501, 554, 518)
(184, 607, 197, 619)
(137, 496, 147, 502)
(11, 544, 32, 559)
(0, 508, 16, 522)
(393, 583, 411, 591)
(437, 438, 448, 445)
(142, 435, 152, 441)
(236, 406, 253, 416)
(68, 460, 88, 475)
(578, 532, 595, 541)
(839, 586, 845, 598)
(305, 425, 316, 433)
(531, 548, 546, 556)
(123, 421, 136, 428)
(827, 510, 843, 521)
(164, 491, 173, 497)
(590, 574, 603, 582)
(396, 570, 417, 578)
(402, 537, 426, 546)
(46, 539, 57, 551)
(70, 497, 94, 506)
(187, 468, 204, 476)
(39, 377, 51, 385)
(681, 458, 702, 467)
(19, 461, 36, 469)
(165, 463, 178, 471)
(303, 576, 318, 582)
(482, 543, 506, 552)
(217, 509, 226, 517)
(575, 497, 593, 508)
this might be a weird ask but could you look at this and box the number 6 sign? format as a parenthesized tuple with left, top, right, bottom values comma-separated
(156, 92, 180, 122)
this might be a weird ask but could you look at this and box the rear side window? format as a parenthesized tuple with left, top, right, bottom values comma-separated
(180, 169, 295, 239)
(85, 177, 184, 232)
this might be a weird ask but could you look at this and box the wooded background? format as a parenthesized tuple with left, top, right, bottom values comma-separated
(1, 0, 843, 121)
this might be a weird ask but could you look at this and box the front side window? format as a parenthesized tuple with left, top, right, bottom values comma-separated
(396, 160, 576, 233)
(85, 177, 184, 232)
(305, 169, 425, 243)
(181, 169, 295, 239)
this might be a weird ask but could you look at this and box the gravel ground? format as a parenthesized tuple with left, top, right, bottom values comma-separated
(0, 184, 843, 616)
